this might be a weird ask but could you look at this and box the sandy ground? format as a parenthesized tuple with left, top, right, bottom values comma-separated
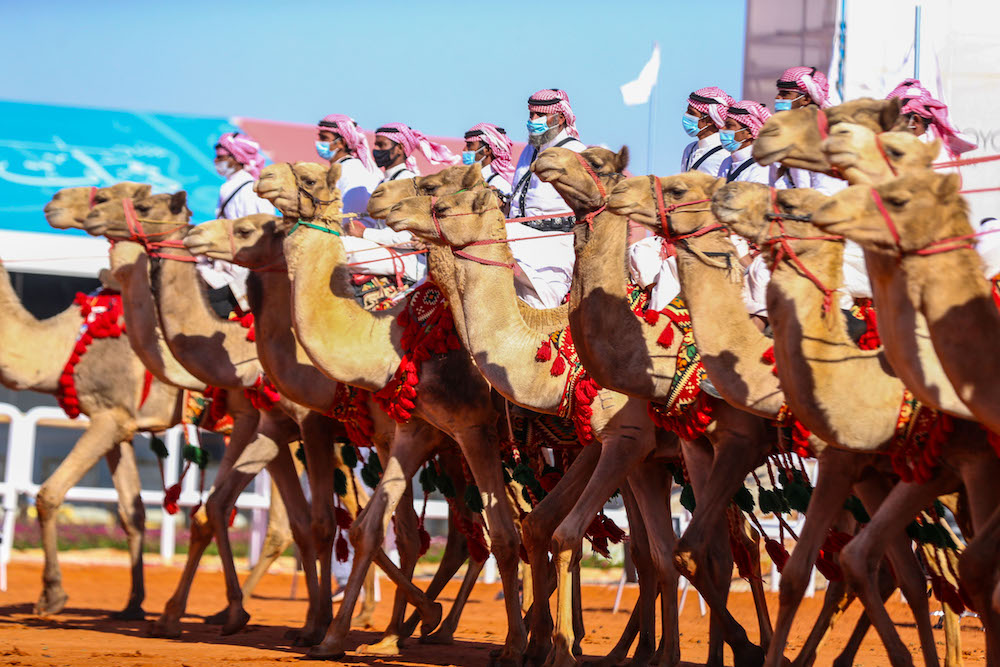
(0, 553, 988, 666)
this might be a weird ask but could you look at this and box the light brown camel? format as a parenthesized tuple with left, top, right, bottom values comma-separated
(608, 171, 960, 666)
(255, 162, 526, 664)
(47, 185, 300, 604)
(372, 166, 674, 667)
(3, 184, 181, 620)
(82, 195, 359, 645)
(715, 181, 1000, 666)
(183, 211, 503, 648)
(751, 101, 978, 420)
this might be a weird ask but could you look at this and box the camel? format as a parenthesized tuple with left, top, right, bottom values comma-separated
(182, 211, 507, 648)
(751, 101, 978, 420)
(81, 194, 367, 645)
(714, 181, 1000, 665)
(255, 162, 526, 664)
(1, 184, 182, 620)
(607, 170, 965, 666)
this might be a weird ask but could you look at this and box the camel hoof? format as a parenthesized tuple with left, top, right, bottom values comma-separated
(418, 627, 455, 645)
(732, 643, 766, 667)
(356, 635, 402, 656)
(110, 605, 146, 621)
(419, 602, 443, 636)
(541, 645, 578, 667)
(148, 617, 182, 639)
(304, 644, 346, 661)
(220, 608, 251, 635)
(351, 612, 375, 629)
(34, 588, 68, 616)
(293, 627, 326, 647)
(488, 648, 526, 667)
(203, 607, 229, 625)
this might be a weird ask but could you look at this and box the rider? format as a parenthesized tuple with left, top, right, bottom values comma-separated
(680, 87, 735, 175)
(774, 67, 846, 195)
(887, 83, 977, 158)
(343, 123, 458, 285)
(463, 122, 514, 201)
(314, 114, 381, 220)
(507, 89, 587, 308)
(202, 132, 273, 316)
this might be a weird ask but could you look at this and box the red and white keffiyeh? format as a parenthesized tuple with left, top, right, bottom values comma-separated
(215, 132, 266, 178)
(688, 87, 736, 130)
(318, 114, 375, 170)
(777, 66, 832, 108)
(900, 91, 977, 156)
(375, 122, 459, 172)
(464, 122, 514, 182)
(528, 89, 579, 139)
(727, 100, 772, 139)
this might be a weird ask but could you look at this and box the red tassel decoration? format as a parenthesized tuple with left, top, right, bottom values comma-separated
(550, 356, 566, 377)
(656, 324, 674, 348)
(335, 533, 350, 562)
(765, 538, 790, 573)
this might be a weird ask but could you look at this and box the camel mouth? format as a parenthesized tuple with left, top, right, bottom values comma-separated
(82, 220, 109, 237)
(532, 163, 566, 183)
(751, 143, 793, 166)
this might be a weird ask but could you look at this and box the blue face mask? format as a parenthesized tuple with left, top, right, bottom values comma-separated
(773, 99, 793, 113)
(315, 141, 334, 161)
(719, 130, 744, 153)
(462, 151, 478, 165)
(682, 112, 703, 137)
(527, 117, 550, 136)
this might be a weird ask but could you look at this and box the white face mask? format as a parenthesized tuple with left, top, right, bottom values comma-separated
(215, 161, 238, 178)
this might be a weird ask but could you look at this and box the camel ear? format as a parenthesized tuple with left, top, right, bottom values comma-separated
(880, 97, 903, 131)
(168, 191, 187, 215)
(461, 164, 482, 188)
(615, 146, 630, 172)
(325, 163, 343, 191)
(134, 184, 152, 199)
(924, 138, 942, 163)
(935, 173, 962, 200)
(705, 177, 727, 196)
(473, 189, 494, 211)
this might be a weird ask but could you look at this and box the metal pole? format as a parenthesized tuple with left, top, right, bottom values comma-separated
(646, 82, 657, 175)
(914, 5, 922, 79)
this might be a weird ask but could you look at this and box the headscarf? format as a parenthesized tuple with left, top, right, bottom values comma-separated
(886, 78, 930, 101)
(375, 122, 459, 173)
(215, 132, 266, 179)
(727, 101, 772, 139)
(899, 91, 977, 156)
(777, 66, 832, 108)
(527, 89, 579, 139)
(464, 123, 514, 183)
(317, 114, 375, 171)
(687, 87, 736, 130)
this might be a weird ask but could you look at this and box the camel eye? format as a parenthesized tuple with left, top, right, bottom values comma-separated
(886, 147, 903, 160)
(887, 196, 909, 207)
(304, 179, 316, 187)
(669, 187, 686, 198)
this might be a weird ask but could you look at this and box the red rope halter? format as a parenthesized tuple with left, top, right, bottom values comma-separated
(570, 152, 607, 229)
(649, 175, 717, 244)
(121, 198, 196, 262)
(869, 188, 994, 256)
(428, 196, 516, 268)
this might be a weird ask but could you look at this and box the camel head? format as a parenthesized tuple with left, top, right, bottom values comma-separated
(255, 161, 342, 221)
(44, 182, 151, 230)
(184, 214, 285, 270)
(810, 171, 966, 254)
(608, 171, 723, 239)
(823, 123, 940, 184)
(712, 182, 830, 255)
(753, 97, 903, 172)
(367, 164, 483, 220)
(386, 190, 504, 249)
(533, 146, 630, 213)
(83, 190, 190, 241)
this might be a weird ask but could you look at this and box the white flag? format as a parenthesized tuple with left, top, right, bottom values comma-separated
(620, 44, 661, 106)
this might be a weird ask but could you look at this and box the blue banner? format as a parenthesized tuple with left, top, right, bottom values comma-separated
(0, 100, 236, 235)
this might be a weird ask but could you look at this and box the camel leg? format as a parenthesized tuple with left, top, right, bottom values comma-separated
(238, 479, 293, 600)
(34, 411, 127, 616)
(422, 552, 487, 645)
(736, 511, 773, 650)
(763, 449, 859, 667)
(356, 481, 422, 656)
(522, 444, 601, 664)
(544, 402, 657, 667)
(942, 604, 962, 667)
(308, 419, 444, 660)
(840, 472, 960, 667)
(105, 440, 147, 620)
(626, 461, 681, 667)
(150, 409, 260, 637)
(596, 483, 657, 667)
(454, 422, 528, 667)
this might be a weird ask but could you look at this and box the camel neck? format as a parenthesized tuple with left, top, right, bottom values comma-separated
(247, 270, 338, 411)
(674, 230, 785, 417)
(567, 210, 679, 399)
(905, 246, 1000, 413)
(281, 220, 402, 391)
(151, 250, 262, 389)
(0, 262, 81, 393)
(109, 242, 206, 391)
(428, 222, 575, 413)
(767, 242, 900, 449)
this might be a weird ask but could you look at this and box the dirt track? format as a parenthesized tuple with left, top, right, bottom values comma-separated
(0, 557, 987, 666)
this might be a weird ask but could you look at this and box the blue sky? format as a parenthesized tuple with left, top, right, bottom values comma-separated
(1, 1, 747, 175)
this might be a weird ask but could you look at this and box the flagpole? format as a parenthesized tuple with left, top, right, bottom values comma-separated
(646, 81, 657, 175)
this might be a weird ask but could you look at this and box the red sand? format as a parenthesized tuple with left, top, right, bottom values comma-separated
(0, 559, 987, 666)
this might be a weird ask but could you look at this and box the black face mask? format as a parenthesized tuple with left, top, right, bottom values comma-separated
(373, 147, 396, 169)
